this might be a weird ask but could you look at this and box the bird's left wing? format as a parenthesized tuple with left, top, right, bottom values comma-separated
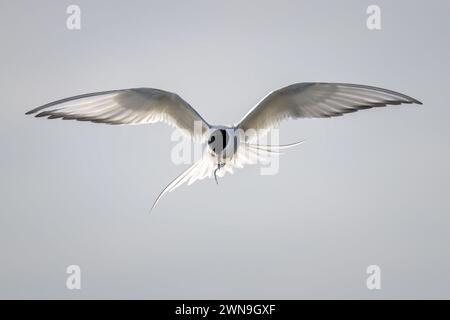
(236, 83, 422, 141)
(26, 88, 210, 141)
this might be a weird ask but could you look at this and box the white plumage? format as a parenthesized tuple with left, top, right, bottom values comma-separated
(26, 83, 422, 210)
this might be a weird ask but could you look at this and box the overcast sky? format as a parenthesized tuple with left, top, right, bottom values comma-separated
(0, 0, 449, 299)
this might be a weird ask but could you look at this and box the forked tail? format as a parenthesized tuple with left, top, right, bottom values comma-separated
(150, 161, 201, 213)
(150, 140, 306, 213)
(244, 139, 306, 154)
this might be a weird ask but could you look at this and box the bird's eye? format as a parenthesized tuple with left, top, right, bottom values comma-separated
(208, 136, 215, 144)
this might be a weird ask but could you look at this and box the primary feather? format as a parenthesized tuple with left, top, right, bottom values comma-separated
(237, 83, 422, 141)
(26, 88, 210, 141)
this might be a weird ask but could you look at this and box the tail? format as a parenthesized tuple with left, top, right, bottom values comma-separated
(150, 154, 216, 213)
(150, 161, 201, 213)
(244, 140, 306, 154)
(150, 140, 306, 213)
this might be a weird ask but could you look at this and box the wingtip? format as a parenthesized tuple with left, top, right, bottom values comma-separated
(409, 96, 423, 105)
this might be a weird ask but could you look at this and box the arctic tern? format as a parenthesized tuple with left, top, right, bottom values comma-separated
(26, 83, 422, 209)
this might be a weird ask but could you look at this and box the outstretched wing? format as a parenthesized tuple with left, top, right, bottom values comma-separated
(26, 88, 210, 141)
(237, 83, 422, 141)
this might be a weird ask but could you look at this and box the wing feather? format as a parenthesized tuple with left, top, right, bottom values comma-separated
(237, 83, 422, 140)
(27, 88, 210, 141)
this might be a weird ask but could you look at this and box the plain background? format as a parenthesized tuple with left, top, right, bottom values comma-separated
(0, 0, 449, 299)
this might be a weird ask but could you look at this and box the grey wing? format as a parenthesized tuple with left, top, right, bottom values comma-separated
(237, 83, 422, 140)
(26, 88, 210, 141)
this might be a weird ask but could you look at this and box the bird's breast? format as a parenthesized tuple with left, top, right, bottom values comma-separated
(207, 128, 238, 159)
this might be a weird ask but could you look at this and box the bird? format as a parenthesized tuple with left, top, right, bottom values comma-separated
(26, 83, 422, 210)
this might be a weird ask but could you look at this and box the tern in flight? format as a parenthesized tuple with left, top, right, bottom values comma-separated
(26, 83, 421, 209)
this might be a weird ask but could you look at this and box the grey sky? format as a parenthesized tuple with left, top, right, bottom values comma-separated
(0, 0, 449, 299)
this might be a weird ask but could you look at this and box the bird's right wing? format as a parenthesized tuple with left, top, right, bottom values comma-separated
(26, 88, 210, 141)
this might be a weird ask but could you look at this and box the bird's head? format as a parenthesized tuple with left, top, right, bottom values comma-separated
(207, 126, 237, 158)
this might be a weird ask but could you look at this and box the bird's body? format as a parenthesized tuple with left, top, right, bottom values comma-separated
(26, 82, 422, 210)
(207, 127, 236, 162)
